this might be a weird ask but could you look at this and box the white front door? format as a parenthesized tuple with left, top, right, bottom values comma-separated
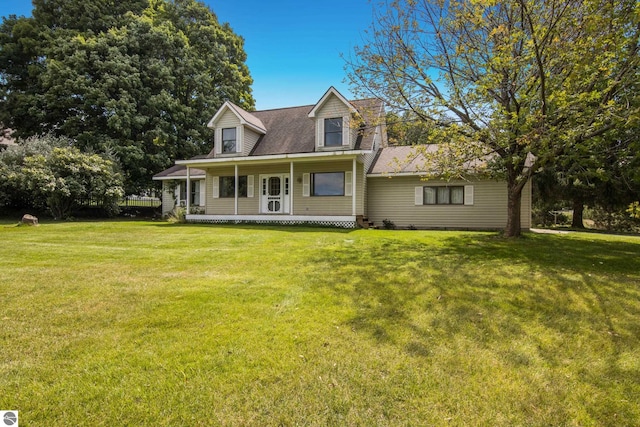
(260, 175, 285, 214)
(261, 175, 289, 214)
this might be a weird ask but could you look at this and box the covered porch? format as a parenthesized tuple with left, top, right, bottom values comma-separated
(178, 151, 367, 225)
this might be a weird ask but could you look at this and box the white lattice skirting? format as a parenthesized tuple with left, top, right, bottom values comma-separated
(186, 214, 357, 229)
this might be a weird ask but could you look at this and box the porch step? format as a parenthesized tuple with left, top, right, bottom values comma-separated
(356, 215, 374, 229)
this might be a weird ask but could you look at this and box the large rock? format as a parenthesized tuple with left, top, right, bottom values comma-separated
(21, 214, 39, 226)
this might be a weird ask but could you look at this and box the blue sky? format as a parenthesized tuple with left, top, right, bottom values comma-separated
(0, 0, 376, 110)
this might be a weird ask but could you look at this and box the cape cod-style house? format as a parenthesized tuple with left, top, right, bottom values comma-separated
(153, 87, 531, 229)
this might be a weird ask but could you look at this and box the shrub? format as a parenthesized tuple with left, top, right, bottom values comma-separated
(587, 206, 640, 233)
(189, 206, 205, 215)
(628, 202, 640, 219)
(382, 218, 396, 229)
(0, 135, 124, 219)
(167, 207, 187, 224)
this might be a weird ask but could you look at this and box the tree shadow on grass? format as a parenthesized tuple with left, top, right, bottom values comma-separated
(306, 232, 640, 421)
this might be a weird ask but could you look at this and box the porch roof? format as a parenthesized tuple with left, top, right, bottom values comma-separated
(176, 149, 368, 168)
(152, 164, 206, 180)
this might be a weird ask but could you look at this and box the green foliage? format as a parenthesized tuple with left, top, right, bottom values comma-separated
(0, 135, 124, 219)
(587, 205, 640, 233)
(0, 0, 254, 193)
(385, 111, 432, 145)
(166, 206, 186, 223)
(382, 218, 396, 229)
(347, 0, 640, 237)
(0, 134, 67, 209)
(629, 202, 640, 219)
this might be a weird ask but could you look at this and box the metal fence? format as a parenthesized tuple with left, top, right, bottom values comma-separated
(77, 196, 161, 208)
(119, 196, 161, 208)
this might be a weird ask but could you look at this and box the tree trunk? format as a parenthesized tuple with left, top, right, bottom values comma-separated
(505, 173, 524, 238)
(571, 198, 585, 229)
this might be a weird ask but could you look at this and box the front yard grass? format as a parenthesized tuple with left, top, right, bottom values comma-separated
(1, 221, 639, 426)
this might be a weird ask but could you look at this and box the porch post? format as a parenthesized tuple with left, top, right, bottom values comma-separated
(234, 164, 238, 215)
(352, 158, 357, 216)
(186, 166, 191, 213)
(290, 161, 294, 215)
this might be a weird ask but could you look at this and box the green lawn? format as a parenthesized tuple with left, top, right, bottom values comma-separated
(1, 221, 639, 426)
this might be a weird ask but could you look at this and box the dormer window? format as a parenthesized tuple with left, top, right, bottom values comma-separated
(309, 88, 358, 149)
(222, 128, 237, 153)
(324, 118, 343, 147)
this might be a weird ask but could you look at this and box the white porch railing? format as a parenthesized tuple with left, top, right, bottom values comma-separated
(185, 214, 357, 228)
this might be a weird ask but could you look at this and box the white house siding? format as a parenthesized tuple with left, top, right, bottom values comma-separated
(215, 110, 240, 130)
(367, 176, 532, 229)
(317, 94, 351, 119)
(161, 181, 177, 215)
(242, 128, 261, 156)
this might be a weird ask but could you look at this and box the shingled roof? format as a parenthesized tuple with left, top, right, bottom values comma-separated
(368, 145, 492, 175)
(203, 98, 384, 158)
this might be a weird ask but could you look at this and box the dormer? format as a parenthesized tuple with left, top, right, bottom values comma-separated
(308, 87, 359, 151)
(207, 101, 266, 157)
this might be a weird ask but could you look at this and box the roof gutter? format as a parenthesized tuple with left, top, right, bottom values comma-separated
(366, 172, 429, 178)
(176, 149, 373, 167)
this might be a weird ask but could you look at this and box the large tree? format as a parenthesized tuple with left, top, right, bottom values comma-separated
(0, 0, 254, 193)
(347, 0, 639, 237)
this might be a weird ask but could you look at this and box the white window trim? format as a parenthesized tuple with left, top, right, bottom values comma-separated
(247, 175, 254, 198)
(415, 185, 474, 205)
(316, 120, 324, 148)
(212, 176, 219, 198)
(302, 173, 310, 197)
(414, 186, 423, 205)
(198, 180, 205, 206)
(345, 171, 353, 196)
(216, 125, 243, 155)
(342, 116, 349, 146)
(316, 116, 350, 148)
(464, 185, 474, 205)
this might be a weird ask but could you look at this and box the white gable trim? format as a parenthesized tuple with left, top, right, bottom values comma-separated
(207, 101, 266, 134)
(207, 102, 233, 128)
(308, 87, 357, 118)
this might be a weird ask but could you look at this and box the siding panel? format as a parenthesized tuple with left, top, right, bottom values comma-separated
(316, 95, 351, 119)
(367, 176, 532, 229)
(243, 128, 261, 156)
(161, 181, 177, 215)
